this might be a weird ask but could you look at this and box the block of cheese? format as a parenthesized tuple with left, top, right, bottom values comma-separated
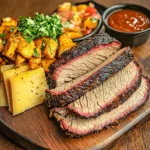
(10, 67, 48, 116)
(3, 65, 29, 112)
(0, 64, 14, 106)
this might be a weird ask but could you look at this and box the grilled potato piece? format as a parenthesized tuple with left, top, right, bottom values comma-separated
(28, 58, 41, 69)
(1, 17, 17, 27)
(0, 57, 3, 63)
(43, 38, 58, 59)
(0, 26, 5, 34)
(3, 27, 18, 40)
(15, 54, 26, 67)
(41, 58, 56, 73)
(34, 38, 43, 58)
(0, 39, 4, 53)
(0, 60, 6, 67)
(2, 35, 20, 60)
(58, 34, 76, 56)
(18, 36, 35, 59)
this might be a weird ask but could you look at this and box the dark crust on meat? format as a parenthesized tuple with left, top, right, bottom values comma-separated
(55, 77, 150, 138)
(48, 33, 121, 76)
(68, 62, 142, 118)
(46, 47, 134, 108)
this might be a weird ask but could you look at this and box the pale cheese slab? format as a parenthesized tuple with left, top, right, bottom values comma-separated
(2, 65, 29, 112)
(10, 67, 48, 116)
(0, 64, 14, 106)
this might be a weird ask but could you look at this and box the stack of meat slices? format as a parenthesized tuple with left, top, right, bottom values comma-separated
(46, 33, 150, 137)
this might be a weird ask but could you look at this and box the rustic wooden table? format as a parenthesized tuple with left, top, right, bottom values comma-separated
(0, 0, 150, 150)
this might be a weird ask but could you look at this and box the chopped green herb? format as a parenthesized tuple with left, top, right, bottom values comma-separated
(41, 40, 45, 51)
(2, 40, 6, 45)
(18, 13, 62, 43)
(33, 48, 39, 57)
(0, 33, 6, 38)
(10, 27, 15, 32)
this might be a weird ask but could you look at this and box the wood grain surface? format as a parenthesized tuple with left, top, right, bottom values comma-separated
(0, 0, 150, 150)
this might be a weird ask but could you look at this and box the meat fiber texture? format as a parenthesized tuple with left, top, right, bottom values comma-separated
(50, 61, 142, 118)
(47, 33, 121, 88)
(53, 77, 150, 137)
(46, 46, 134, 108)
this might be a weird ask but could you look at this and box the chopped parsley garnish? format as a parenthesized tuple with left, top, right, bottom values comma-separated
(33, 48, 39, 57)
(41, 40, 45, 51)
(2, 40, 6, 45)
(0, 33, 6, 38)
(10, 27, 15, 32)
(17, 13, 62, 43)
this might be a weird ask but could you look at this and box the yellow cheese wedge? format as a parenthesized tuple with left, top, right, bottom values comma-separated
(3, 65, 29, 112)
(10, 67, 48, 116)
(0, 65, 14, 106)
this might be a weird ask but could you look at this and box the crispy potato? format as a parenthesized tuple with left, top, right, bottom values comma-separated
(0, 39, 4, 53)
(58, 34, 76, 56)
(0, 26, 5, 34)
(41, 58, 56, 73)
(3, 27, 18, 40)
(34, 38, 43, 58)
(15, 54, 26, 67)
(18, 36, 35, 59)
(2, 35, 20, 60)
(0, 57, 3, 63)
(43, 38, 58, 59)
(1, 17, 17, 27)
(28, 58, 41, 69)
(0, 60, 6, 67)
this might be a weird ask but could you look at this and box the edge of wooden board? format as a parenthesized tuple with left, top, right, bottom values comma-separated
(0, 106, 150, 150)
(0, 118, 49, 150)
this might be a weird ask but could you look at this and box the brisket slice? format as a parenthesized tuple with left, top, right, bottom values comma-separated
(53, 77, 149, 137)
(47, 33, 121, 87)
(67, 61, 141, 118)
(50, 61, 141, 118)
(46, 47, 133, 108)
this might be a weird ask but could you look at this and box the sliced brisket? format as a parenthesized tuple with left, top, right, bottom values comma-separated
(53, 77, 149, 137)
(50, 61, 141, 118)
(46, 47, 133, 108)
(47, 33, 121, 87)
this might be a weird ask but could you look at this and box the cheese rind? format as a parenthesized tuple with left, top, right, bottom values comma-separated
(0, 64, 14, 106)
(10, 67, 48, 116)
(2, 65, 29, 111)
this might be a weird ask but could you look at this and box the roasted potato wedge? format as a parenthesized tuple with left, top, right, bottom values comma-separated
(58, 34, 76, 56)
(0, 60, 6, 67)
(43, 38, 58, 59)
(3, 27, 18, 40)
(0, 26, 5, 34)
(28, 58, 41, 69)
(0, 39, 4, 53)
(1, 17, 17, 27)
(2, 35, 20, 60)
(34, 38, 43, 58)
(15, 54, 26, 67)
(18, 36, 35, 59)
(41, 58, 56, 73)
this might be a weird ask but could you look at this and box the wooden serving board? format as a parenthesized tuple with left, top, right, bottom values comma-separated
(0, 44, 150, 150)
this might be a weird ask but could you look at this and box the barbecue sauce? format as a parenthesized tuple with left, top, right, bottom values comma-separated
(108, 9, 150, 32)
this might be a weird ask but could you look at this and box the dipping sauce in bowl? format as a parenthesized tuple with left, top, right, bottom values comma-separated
(108, 9, 150, 32)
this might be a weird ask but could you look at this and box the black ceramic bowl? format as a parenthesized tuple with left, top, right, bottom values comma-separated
(53, 1, 106, 42)
(103, 4, 150, 47)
